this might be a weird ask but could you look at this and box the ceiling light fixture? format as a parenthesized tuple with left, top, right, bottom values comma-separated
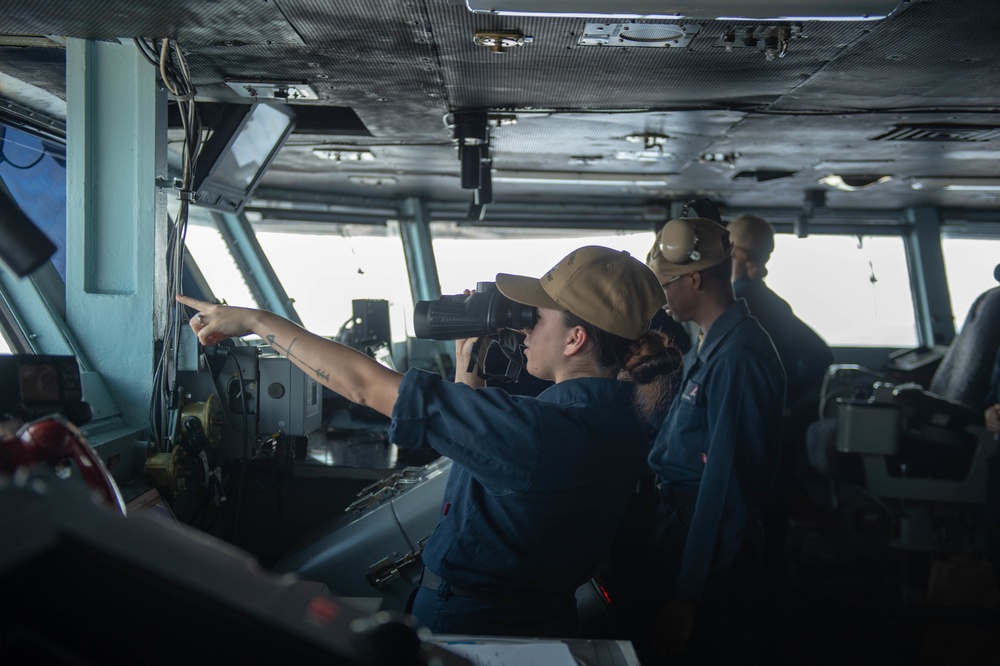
(613, 150, 674, 162)
(465, 0, 903, 21)
(568, 156, 605, 166)
(910, 177, 1000, 192)
(944, 185, 1000, 192)
(811, 159, 895, 170)
(313, 149, 375, 162)
(348, 176, 397, 187)
(818, 174, 892, 191)
(492, 170, 669, 187)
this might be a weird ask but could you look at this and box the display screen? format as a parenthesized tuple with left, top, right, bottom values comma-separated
(210, 104, 294, 193)
(191, 102, 296, 214)
(1, 356, 81, 419)
(19, 362, 61, 402)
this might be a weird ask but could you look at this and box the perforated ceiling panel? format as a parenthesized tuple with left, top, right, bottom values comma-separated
(0, 0, 304, 45)
(774, 0, 1000, 110)
(424, 7, 872, 110)
(1, 0, 998, 212)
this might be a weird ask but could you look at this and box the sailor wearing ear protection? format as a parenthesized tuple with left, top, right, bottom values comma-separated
(638, 217, 786, 665)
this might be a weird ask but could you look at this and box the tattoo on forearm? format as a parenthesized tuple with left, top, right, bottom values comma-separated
(266, 334, 331, 382)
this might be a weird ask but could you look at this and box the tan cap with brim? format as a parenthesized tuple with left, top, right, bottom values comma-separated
(496, 245, 666, 340)
(648, 217, 732, 284)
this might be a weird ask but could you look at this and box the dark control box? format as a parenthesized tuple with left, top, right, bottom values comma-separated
(351, 299, 391, 346)
(258, 354, 321, 437)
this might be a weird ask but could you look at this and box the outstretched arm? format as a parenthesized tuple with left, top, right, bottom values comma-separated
(176, 295, 402, 417)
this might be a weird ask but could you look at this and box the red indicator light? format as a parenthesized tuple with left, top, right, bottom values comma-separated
(306, 597, 339, 625)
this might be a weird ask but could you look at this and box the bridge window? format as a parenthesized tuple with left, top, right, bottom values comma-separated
(766, 234, 917, 348)
(0, 123, 66, 282)
(431, 224, 656, 297)
(253, 221, 411, 343)
(432, 226, 918, 348)
(941, 236, 1000, 332)
(0, 121, 66, 356)
(181, 209, 258, 309)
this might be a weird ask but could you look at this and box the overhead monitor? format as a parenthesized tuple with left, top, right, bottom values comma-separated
(465, 0, 904, 20)
(192, 102, 296, 214)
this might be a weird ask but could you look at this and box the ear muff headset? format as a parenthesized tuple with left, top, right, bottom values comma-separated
(658, 218, 701, 264)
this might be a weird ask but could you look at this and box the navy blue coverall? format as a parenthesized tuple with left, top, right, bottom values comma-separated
(646, 299, 785, 663)
(388, 367, 650, 638)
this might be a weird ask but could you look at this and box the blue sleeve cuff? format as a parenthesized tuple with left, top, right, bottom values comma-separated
(387, 367, 439, 449)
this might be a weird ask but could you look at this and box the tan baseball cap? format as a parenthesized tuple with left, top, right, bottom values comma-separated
(495, 246, 666, 340)
(648, 217, 732, 284)
(727, 214, 775, 259)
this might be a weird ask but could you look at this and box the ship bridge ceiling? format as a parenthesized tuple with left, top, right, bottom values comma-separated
(1, 0, 998, 221)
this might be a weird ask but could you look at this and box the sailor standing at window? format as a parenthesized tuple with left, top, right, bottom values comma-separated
(178, 245, 677, 638)
(642, 218, 786, 665)
(727, 214, 834, 587)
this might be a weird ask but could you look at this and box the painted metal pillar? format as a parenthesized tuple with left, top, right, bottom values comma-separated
(65, 38, 166, 427)
(399, 197, 441, 304)
(904, 206, 955, 347)
(212, 211, 302, 325)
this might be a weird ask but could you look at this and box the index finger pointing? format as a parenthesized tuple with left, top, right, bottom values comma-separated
(176, 294, 209, 310)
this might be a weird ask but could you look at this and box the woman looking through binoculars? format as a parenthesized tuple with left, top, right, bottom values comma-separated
(177, 244, 679, 638)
